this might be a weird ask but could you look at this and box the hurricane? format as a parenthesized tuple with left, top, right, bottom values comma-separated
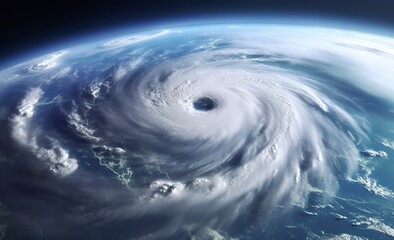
(0, 24, 394, 239)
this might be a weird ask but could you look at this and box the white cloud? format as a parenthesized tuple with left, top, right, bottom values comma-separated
(355, 176, 394, 198)
(100, 30, 170, 48)
(352, 217, 394, 238)
(11, 87, 78, 176)
(382, 139, 394, 150)
(25, 51, 67, 72)
(68, 105, 100, 142)
(360, 149, 388, 158)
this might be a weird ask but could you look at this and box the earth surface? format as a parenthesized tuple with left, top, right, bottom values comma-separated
(0, 24, 394, 239)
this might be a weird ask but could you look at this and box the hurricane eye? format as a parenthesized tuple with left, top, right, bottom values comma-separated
(193, 97, 216, 111)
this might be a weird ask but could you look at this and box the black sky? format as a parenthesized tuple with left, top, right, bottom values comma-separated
(2, 0, 394, 67)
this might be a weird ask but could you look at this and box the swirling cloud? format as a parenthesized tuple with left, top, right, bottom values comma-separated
(0, 24, 393, 239)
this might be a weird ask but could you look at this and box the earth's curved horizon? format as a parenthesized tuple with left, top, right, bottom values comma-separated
(0, 23, 393, 239)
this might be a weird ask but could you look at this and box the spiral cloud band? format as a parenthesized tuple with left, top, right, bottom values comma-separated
(0, 24, 393, 239)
